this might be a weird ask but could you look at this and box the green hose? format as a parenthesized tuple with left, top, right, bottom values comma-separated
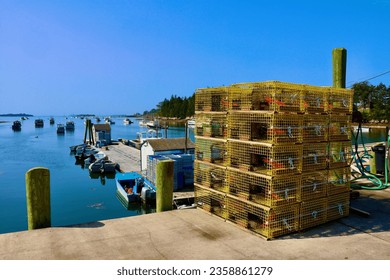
(350, 124, 389, 190)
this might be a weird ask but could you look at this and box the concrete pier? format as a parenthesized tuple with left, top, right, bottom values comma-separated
(0, 188, 390, 259)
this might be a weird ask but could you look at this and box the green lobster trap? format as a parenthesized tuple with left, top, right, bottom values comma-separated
(227, 111, 303, 144)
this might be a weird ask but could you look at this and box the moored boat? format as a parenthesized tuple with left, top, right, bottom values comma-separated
(35, 119, 44, 128)
(89, 159, 118, 173)
(56, 124, 65, 134)
(12, 120, 22, 131)
(50, 117, 55, 125)
(115, 172, 156, 203)
(123, 118, 133, 125)
(66, 121, 75, 131)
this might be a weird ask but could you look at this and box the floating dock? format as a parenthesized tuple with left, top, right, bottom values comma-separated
(101, 142, 195, 202)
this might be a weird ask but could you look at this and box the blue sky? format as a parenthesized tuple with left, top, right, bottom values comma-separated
(1, 0, 389, 115)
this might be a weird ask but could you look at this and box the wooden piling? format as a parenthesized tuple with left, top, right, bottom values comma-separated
(332, 48, 347, 88)
(156, 160, 174, 212)
(26, 167, 51, 230)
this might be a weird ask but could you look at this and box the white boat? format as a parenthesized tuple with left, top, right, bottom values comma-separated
(84, 151, 107, 166)
(139, 120, 147, 127)
(115, 172, 156, 203)
(105, 117, 115, 124)
(123, 118, 133, 125)
(75, 145, 99, 161)
(89, 159, 118, 173)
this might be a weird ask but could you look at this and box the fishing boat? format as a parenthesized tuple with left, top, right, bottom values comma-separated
(88, 159, 118, 173)
(115, 172, 156, 203)
(12, 120, 22, 131)
(65, 121, 75, 131)
(123, 118, 133, 125)
(56, 124, 65, 134)
(49, 117, 55, 125)
(35, 119, 44, 127)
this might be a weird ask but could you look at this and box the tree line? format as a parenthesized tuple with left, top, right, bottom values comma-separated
(141, 81, 389, 122)
(352, 81, 390, 122)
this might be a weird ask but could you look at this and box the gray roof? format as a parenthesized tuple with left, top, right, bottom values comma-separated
(93, 123, 111, 132)
(146, 138, 195, 151)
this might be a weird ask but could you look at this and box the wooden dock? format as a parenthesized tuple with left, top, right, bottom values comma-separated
(101, 142, 195, 201)
(100, 142, 141, 172)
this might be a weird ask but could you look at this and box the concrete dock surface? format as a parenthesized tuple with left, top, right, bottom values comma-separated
(0, 188, 390, 260)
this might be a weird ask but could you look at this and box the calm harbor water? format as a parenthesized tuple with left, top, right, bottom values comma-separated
(0, 116, 194, 234)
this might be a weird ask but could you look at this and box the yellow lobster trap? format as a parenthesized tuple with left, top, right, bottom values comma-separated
(300, 171, 328, 201)
(226, 196, 300, 239)
(228, 140, 302, 176)
(226, 167, 301, 207)
(299, 197, 328, 230)
(302, 85, 329, 114)
(302, 142, 328, 172)
(195, 87, 229, 112)
(328, 87, 353, 114)
(327, 191, 350, 222)
(328, 141, 352, 169)
(195, 136, 228, 166)
(328, 167, 351, 196)
(195, 184, 228, 219)
(194, 160, 227, 193)
(302, 113, 329, 142)
(195, 112, 227, 138)
(227, 111, 303, 144)
(230, 81, 305, 113)
(328, 114, 352, 141)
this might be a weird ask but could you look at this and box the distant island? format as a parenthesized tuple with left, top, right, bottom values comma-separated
(0, 113, 33, 117)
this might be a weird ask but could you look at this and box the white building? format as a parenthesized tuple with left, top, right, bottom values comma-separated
(140, 137, 195, 171)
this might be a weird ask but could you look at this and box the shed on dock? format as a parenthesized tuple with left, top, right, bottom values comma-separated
(140, 138, 195, 170)
(92, 123, 111, 146)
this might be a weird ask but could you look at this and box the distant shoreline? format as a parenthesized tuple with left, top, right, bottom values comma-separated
(0, 113, 33, 117)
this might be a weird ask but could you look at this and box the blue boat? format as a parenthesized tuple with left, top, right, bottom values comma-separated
(115, 172, 156, 203)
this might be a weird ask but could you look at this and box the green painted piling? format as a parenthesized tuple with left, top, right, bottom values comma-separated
(26, 167, 51, 230)
(332, 48, 347, 88)
(156, 160, 174, 212)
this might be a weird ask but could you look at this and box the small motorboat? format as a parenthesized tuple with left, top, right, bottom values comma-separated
(12, 120, 22, 131)
(123, 118, 133, 125)
(115, 172, 156, 203)
(89, 159, 118, 173)
(50, 117, 55, 125)
(84, 151, 107, 167)
(74, 145, 99, 161)
(35, 119, 44, 128)
(66, 121, 75, 131)
(56, 124, 65, 134)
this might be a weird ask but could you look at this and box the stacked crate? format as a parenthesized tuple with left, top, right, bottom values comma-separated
(194, 81, 353, 239)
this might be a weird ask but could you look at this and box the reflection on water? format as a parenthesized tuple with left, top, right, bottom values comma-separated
(352, 127, 388, 144)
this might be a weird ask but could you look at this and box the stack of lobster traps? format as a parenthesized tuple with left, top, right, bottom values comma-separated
(194, 81, 353, 239)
